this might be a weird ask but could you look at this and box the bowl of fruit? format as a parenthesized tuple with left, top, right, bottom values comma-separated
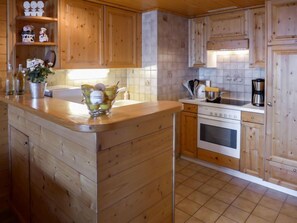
(81, 82, 119, 117)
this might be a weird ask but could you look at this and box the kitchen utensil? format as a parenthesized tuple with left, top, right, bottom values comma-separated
(195, 84, 205, 99)
(252, 79, 265, 106)
(189, 80, 194, 94)
(193, 79, 199, 90)
(183, 80, 194, 98)
(205, 87, 223, 102)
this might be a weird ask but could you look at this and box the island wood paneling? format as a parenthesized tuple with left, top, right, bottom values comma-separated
(0, 0, 7, 90)
(7, 103, 175, 222)
(0, 102, 8, 214)
(8, 105, 98, 223)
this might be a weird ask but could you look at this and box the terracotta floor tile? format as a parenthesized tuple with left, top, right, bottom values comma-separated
(223, 206, 250, 223)
(187, 163, 205, 172)
(176, 159, 191, 168)
(179, 167, 197, 177)
(222, 183, 245, 195)
(198, 167, 218, 176)
(246, 215, 270, 223)
(232, 196, 257, 213)
(259, 196, 284, 211)
(187, 191, 211, 205)
(205, 178, 227, 189)
(175, 193, 185, 205)
(252, 205, 278, 222)
(215, 215, 237, 223)
(176, 198, 202, 215)
(247, 182, 268, 195)
(285, 195, 297, 206)
(197, 184, 220, 196)
(175, 208, 191, 223)
(193, 207, 220, 223)
(239, 189, 263, 203)
(176, 184, 195, 197)
(185, 217, 204, 223)
(191, 172, 211, 183)
(213, 172, 233, 182)
(264, 188, 287, 202)
(275, 213, 297, 223)
(213, 190, 237, 204)
(176, 173, 189, 184)
(229, 177, 250, 188)
(204, 198, 229, 214)
(280, 203, 297, 219)
(182, 178, 203, 190)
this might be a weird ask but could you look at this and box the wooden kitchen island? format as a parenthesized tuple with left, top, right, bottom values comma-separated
(0, 96, 181, 223)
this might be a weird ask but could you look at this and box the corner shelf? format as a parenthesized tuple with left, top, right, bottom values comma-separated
(16, 16, 58, 23)
(16, 42, 57, 46)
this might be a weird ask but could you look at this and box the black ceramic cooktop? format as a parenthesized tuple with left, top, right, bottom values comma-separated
(207, 98, 249, 106)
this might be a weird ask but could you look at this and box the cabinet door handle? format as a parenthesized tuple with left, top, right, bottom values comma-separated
(267, 102, 272, 107)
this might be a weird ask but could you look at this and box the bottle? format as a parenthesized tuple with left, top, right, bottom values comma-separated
(5, 64, 14, 95)
(124, 90, 130, 100)
(15, 64, 25, 95)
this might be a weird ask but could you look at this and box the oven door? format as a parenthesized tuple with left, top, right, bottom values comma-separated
(198, 114, 240, 158)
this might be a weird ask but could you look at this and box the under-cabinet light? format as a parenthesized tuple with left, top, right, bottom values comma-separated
(207, 6, 238, 13)
(67, 69, 109, 80)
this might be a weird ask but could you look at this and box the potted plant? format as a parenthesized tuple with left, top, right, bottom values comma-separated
(27, 62, 54, 98)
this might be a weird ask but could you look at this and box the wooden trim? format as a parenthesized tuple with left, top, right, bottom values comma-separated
(197, 148, 240, 170)
(207, 39, 249, 50)
(183, 103, 198, 113)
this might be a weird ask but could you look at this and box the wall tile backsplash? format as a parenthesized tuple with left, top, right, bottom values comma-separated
(198, 52, 265, 101)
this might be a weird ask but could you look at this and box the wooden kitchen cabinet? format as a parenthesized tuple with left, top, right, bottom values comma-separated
(104, 6, 141, 68)
(265, 44, 297, 190)
(267, 0, 297, 45)
(188, 17, 207, 67)
(60, 0, 104, 68)
(60, 0, 141, 68)
(240, 112, 265, 178)
(180, 104, 198, 158)
(10, 0, 58, 68)
(207, 11, 248, 41)
(249, 8, 265, 68)
(10, 126, 30, 222)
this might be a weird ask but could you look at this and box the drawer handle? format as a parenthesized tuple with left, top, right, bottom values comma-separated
(267, 102, 272, 107)
(293, 169, 296, 172)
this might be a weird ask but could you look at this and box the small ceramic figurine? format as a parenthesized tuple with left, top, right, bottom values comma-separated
(37, 1, 44, 16)
(30, 1, 37, 16)
(21, 25, 35, 43)
(23, 1, 30, 16)
(39, 27, 48, 42)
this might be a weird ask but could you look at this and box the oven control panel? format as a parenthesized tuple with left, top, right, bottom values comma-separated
(198, 106, 241, 120)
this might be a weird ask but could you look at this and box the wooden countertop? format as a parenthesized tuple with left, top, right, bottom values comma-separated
(0, 95, 182, 132)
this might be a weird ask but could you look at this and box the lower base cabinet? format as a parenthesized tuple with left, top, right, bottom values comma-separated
(240, 112, 264, 178)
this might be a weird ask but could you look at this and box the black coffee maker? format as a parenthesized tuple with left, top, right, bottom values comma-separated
(252, 79, 265, 106)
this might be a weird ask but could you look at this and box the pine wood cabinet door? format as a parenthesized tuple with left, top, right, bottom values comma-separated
(60, 0, 104, 68)
(267, 0, 297, 45)
(241, 120, 264, 178)
(104, 6, 141, 68)
(208, 11, 248, 40)
(265, 45, 297, 189)
(180, 110, 197, 158)
(10, 126, 30, 222)
(249, 8, 265, 68)
(188, 17, 207, 67)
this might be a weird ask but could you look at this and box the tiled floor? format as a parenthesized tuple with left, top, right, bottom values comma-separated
(175, 159, 297, 223)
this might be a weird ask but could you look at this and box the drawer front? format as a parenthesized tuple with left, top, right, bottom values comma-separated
(183, 103, 198, 113)
(242, 112, 264, 124)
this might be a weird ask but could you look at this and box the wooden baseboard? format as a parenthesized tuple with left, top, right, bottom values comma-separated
(197, 148, 239, 170)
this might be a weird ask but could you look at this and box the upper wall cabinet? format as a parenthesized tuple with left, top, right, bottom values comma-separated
(60, 0, 104, 68)
(249, 8, 265, 68)
(207, 11, 248, 41)
(104, 7, 141, 68)
(267, 0, 297, 45)
(60, 0, 141, 69)
(188, 17, 207, 67)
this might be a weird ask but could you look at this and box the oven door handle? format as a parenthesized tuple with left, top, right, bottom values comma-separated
(198, 114, 240, 124)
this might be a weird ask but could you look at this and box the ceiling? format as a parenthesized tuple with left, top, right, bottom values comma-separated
(95, 0, 265, 17)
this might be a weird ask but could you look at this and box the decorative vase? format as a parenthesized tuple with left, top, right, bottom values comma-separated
(29, 82, 47, 99)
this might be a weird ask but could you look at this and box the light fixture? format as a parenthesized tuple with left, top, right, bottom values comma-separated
(207, 6, 238, 13)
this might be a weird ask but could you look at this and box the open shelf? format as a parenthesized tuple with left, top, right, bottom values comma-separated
(16, 42, 57, 46)
(16, 16, 58, 23)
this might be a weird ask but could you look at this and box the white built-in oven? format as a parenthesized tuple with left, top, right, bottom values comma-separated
(197, 106, 241, 158)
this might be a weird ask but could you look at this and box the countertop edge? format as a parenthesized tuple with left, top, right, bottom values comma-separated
(0, 96, 182, 133)
(179, 98, 265, 114)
